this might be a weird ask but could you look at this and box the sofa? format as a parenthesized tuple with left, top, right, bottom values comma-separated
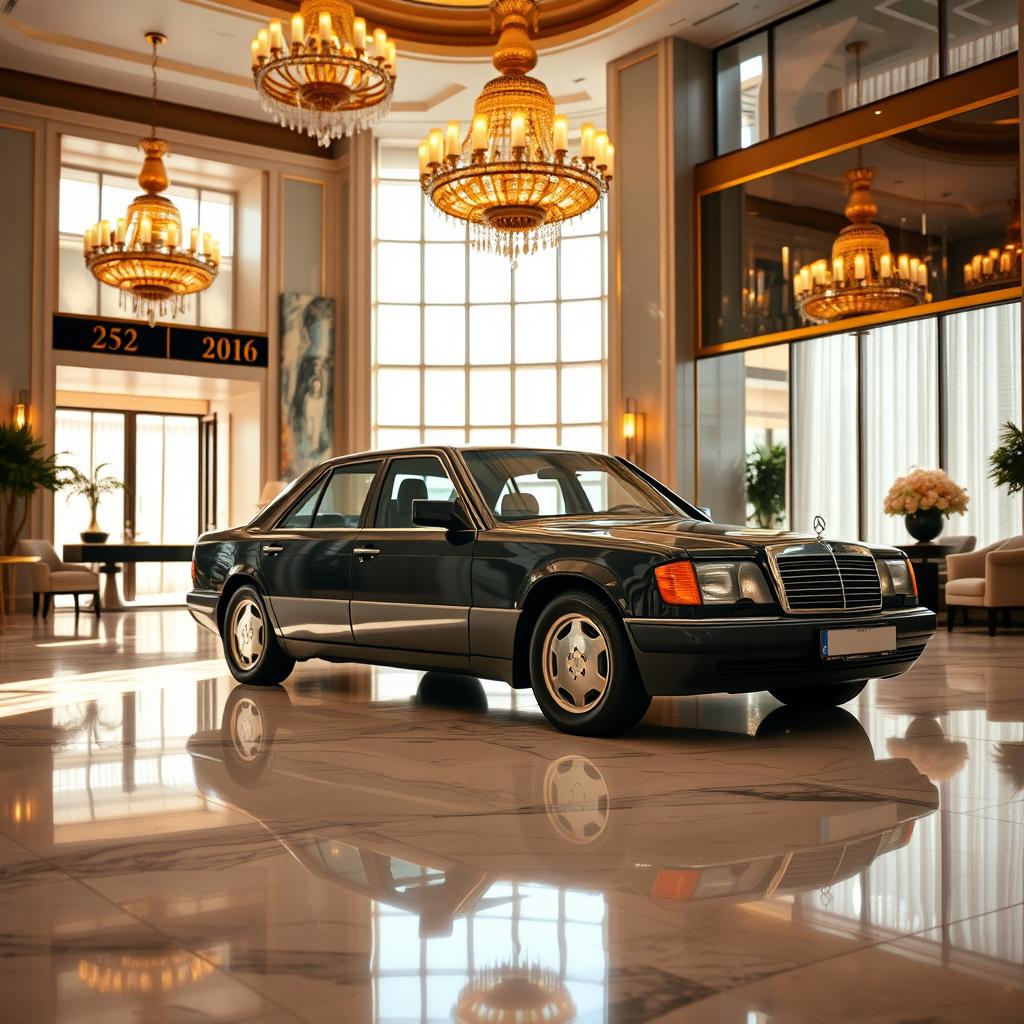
(16, 540, 101, 618)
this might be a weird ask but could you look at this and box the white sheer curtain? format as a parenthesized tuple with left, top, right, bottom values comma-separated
(862, 318, 939, 545)
(945, 302, 1023, 548)
(791, 332, 860, 540)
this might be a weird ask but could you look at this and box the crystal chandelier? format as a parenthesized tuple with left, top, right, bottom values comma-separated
(792, 165, 927, 324)
(792, 42, 925, 325)
(418, 0, 612, 259)
(84, 33, 219, 327)
(963, 193, 1021, 290)
(250, 0, 396, 146)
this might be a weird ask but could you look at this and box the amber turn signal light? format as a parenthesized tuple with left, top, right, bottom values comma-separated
(651, 869, 700, 901)
(654, 561, 702, 605)
(906, 559, 918, 596)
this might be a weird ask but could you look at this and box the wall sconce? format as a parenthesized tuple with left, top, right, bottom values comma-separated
(12, 390, 28, 429)
(622, 397, 645, 465)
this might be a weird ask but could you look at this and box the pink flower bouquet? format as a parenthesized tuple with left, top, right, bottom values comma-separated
(883, 468, 969, 517)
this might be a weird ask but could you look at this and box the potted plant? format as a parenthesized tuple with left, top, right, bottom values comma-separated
(989, 421, 1024, 496)
(65, 463, 124, 543)
(0, 422, 68, 554)
(745, 441, 787, 529)
(883, 468, 968, 543)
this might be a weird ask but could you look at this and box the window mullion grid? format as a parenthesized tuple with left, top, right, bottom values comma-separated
(419, 185, 426, 445)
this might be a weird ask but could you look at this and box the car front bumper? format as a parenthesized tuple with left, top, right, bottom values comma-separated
(187, 590, 220, 636)
(625, 606, 936, 696)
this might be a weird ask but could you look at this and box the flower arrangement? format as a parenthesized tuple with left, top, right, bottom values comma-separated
(883, 468, 968, 517)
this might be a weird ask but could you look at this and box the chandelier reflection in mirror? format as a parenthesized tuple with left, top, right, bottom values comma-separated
(83, 33, 219, 327)
(793, 43, 926, 325)
(418, 0, 612, 259)
(250, 0, 396, 145)
(963, 192, 1022, 290)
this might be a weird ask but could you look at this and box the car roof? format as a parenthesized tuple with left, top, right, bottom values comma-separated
(322, 444, 608, 465)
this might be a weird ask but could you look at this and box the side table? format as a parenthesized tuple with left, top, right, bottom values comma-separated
(0, 554, 42, 632)
(894, 542, 959, 615)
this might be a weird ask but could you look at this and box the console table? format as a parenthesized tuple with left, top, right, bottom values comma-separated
(63, 543, 194, 609)
(894, 541, 960, 615)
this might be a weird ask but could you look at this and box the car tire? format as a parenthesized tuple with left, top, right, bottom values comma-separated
(222, 584, 295, 687)
(767, 679, 868, 709)
(528, 589, 651, 737)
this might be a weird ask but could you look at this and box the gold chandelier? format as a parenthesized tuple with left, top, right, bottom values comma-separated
(963, 193, 1022, 290)
(419, 0, 612, 258)
(250, 0, 396, 146)
(793, 165, 927, 324)
(793, 43, 925, 325)
(84, 33, 219, 327)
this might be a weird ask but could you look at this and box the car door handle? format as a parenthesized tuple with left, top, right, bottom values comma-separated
(262, 544, 284, 555)
(353, 547, 381, 559)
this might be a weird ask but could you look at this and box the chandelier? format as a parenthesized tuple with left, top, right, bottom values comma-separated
(84, 33, 219, 327)
(418, 0, 612, 259)
(250, 0, 396, 146)
(792, 165, 927, 324)
(793, 41, 926, 325)
(963, 193, 1021, 290)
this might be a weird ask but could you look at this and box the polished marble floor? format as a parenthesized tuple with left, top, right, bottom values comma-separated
(0, 609, 1022, 1023)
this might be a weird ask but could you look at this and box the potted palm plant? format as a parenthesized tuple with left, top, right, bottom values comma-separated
(65, 463, 124, 543)
(0, 422, 68, 554)
(989, 421, 1024, 496)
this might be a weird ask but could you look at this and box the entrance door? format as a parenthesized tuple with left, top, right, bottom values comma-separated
(351, 454, 474, 654)
(259, 460, 382, 642)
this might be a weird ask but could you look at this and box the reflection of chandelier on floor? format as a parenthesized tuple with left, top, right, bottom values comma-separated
(418, 0, 612, 259)
(250, 0, 396, 146)
(793, 41, 926, 325)
(83, 33, 219, 327)
(963, 192, 1022, 290)
(455, 963, 576, 1024)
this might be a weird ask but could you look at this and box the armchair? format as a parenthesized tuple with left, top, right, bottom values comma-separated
(946, 535, 1024, 635)
(15, 540, 100, 618)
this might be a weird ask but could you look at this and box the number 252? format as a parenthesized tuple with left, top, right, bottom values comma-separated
(91, 325, 138, 352)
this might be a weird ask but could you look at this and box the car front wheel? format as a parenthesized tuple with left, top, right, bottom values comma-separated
(222, 584, 295, 687)
(768, 679, 867, 709)
(529, 590, 651, 737)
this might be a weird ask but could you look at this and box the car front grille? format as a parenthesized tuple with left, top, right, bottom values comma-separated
(769, 542, 883, 614)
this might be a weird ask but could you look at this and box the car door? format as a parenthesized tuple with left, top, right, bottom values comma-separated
(259, 460, 382, 642)
(350, 454, 475, 653)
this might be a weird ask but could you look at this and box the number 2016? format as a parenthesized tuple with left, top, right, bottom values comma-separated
(202, 336, 259, 363)
(91, 324, 139, 352)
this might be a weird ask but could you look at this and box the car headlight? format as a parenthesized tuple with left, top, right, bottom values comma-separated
(877, 557, 916, 597)
(694, 561, 773, 604)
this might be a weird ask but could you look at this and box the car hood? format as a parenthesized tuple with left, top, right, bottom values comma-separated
(523, 516, 830, 554)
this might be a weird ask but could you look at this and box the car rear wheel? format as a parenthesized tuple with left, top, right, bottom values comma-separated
(222, 585, 295, 686)
(529, 590, 651, 737)
(768, 679, 867, 709)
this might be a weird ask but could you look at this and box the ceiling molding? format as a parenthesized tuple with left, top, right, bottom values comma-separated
(392, 82, 466, 113)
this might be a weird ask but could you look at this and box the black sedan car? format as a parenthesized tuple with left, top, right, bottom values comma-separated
(187, 446, 935, 736)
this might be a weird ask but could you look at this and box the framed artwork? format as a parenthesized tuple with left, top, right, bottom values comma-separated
(280, 293, 335, 478)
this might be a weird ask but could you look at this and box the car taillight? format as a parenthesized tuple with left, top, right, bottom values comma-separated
(191, 559, 198, 587)
(654, 562, 702, 605)
(651, 869, 701, 901)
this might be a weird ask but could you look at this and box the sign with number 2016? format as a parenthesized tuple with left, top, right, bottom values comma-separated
(52, 313, 269, 369)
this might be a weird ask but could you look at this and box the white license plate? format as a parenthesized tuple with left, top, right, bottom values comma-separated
(820, 625, 897, 660)
(822, 803, 899, 841)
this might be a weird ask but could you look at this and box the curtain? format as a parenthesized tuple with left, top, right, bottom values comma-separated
(944, 302, 1023, 547)
(862, 318, 939, 545)
(791, 332, 860, 540)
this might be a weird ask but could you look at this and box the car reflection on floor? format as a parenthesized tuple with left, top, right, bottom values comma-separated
(188, 676, 938, 935)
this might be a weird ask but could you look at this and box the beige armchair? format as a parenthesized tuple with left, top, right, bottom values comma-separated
(16, 540, 100, 618)
(946, 535, 1024, 636)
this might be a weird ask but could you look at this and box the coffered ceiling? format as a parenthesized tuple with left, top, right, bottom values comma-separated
(0, 0, 804, 139)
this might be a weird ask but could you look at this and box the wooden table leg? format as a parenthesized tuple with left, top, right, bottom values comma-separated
(0, 564, 6, 633)
(8, 566, 15, 618)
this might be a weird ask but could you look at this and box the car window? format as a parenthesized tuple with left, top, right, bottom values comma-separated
(463, 449, 682, 520)
(278, 477, 326, 529)
(312, 461, 381, 528)
(374, 456, 458, 528)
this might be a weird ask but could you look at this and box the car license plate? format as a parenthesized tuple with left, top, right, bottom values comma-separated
(820, 625, 897, 660)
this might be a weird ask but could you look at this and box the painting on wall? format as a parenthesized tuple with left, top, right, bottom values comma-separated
(280, 293, 335, 478)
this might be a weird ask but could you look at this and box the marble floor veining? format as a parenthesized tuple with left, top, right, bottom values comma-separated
(0, 609, 1022, 1023)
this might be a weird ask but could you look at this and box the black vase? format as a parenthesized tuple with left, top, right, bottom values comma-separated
(904, 508, 944, 543)
(80, 530, 109, 544)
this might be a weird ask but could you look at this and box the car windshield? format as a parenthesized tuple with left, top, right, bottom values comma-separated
(462, 449, 685, 520)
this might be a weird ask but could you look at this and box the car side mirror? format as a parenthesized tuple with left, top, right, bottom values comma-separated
(412, 499, 472, 532)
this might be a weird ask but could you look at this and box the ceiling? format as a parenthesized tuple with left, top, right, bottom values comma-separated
(0, 0, 805, 140)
